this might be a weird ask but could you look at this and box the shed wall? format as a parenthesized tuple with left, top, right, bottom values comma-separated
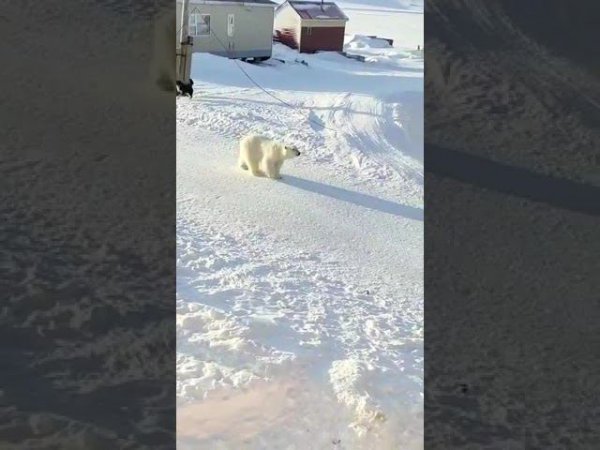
(299, 25, 345, 53)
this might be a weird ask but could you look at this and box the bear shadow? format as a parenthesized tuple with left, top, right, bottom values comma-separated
(281, 176, 423, 221)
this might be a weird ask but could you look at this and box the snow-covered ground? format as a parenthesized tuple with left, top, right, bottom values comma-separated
(340, 0, 423, 50)
(177, 2, 423, 449)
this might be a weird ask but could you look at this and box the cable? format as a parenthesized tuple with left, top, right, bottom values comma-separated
(174, 4, 346, 134)
(206, 26, 343, 134)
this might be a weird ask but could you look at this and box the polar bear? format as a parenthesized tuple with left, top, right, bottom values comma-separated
(238, 134, 301, 179)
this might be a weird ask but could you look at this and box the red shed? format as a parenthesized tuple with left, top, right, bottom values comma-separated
(274, 1, 349, 53)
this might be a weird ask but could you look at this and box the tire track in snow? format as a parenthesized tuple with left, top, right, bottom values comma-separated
(177, 44, 423, 447)
(177, 88, 423, 204)
(315, 93, 423, 186)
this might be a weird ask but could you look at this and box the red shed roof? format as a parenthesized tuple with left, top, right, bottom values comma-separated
(283, 1, 348, 21)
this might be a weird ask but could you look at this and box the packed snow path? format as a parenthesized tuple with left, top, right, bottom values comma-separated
(177, 37, 423, 449)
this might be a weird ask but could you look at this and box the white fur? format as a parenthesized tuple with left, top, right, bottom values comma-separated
(238, 134, 300, 179)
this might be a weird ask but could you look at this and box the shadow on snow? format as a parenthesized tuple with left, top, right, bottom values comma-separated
(282, 175, 423, 221)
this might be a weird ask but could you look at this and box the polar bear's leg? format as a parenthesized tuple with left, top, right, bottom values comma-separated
(247, 160, 263, 177)
(238, 158, 248, 170)
(265, 161, 280, 179)
(273, 160, 283, 179)
(264, 161, 273, 178)
(265, 160, 282, 179)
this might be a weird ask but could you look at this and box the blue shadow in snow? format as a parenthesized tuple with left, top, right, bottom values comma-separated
(282, 176, 423, 221)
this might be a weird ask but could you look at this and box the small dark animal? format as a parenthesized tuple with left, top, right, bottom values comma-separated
(176, 79, 194, 98)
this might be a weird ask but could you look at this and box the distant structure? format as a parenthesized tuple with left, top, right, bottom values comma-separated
(176, 0, 277, 61)
(274, 1, 349, 53)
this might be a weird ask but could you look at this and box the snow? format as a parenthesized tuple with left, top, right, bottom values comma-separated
(289, 2, 348, 20)
(339, 0, 423, 50)
(346, 35, 392, 49)
(177, 2, 422, 448)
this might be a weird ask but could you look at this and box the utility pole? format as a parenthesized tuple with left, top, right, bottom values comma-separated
(177, 0, 193, 84)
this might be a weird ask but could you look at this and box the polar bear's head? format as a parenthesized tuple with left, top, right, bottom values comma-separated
(282, 144, 301, 159)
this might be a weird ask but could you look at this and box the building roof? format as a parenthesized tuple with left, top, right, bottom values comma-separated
(188, 0, 277, 5)
(281, 1, 348, 21)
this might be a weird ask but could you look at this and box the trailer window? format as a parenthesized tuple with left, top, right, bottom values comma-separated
(189, 13, 210, 36)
